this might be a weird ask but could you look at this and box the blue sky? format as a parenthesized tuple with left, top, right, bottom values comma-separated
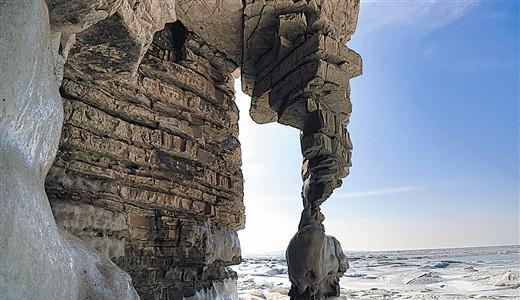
(236, 0, 519, 254)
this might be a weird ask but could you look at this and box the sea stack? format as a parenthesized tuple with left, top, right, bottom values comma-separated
(241, 1, 361, 298)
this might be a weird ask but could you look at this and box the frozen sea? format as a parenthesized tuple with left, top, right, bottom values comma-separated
(232, 245, 520, 300)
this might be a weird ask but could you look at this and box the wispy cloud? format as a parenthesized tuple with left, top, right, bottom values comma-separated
(358, 0, 480, 36)
(336, 186, 421, 198)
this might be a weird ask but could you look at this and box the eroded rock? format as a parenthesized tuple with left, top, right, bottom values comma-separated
(47, 0, 123, 33)
(242, 0, 361, 208)
(286, 208, 348, 299)
(1, 0, 360, 298)
(176, 0, 243, 68)
(46, 12, 245, 299)
(64, 0, 177, 78)
(0, 1, 140, 299)
(242, 1, 361, 298)
(64, 230, 140, 300)
(0, 2, 76, 298)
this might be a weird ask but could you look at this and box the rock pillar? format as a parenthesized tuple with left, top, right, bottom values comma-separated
(241, 1, 362, 298)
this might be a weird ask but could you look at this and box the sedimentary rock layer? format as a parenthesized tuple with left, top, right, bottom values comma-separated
(241, 1, 362, 298)
(45, 20, 245, 299)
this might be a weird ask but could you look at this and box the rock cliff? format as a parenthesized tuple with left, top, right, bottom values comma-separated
(46, 19, 245, 299)
(0, 1, 360, 299)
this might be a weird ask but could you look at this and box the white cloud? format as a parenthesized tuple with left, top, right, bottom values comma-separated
(357, 0, 480, 35)
(336, 186, 420, 198)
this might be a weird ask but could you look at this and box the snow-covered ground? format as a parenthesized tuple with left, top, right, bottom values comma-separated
(232, 245, 520, 300)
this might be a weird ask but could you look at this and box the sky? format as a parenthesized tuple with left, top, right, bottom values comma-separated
(236, 0, 519, 254)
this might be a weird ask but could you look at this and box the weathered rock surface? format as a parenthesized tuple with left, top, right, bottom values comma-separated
(50, 0, 177, 77)
(0, 2, 76, 298)
(1, 0, 360, 299)
(175, 0, 243, 69)
(0, 1, 140, 299)
(242, 0, 361, 207)
(286, 208, 348, 299)
(47, 0, 122, 33)
(46, 12, 245, 300)
(64, 230, 141, 300)
(241, 0, 361, 298)
(184, 278, 239, 300)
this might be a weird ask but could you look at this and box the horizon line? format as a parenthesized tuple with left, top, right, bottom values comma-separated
(241, 243, 520, 257)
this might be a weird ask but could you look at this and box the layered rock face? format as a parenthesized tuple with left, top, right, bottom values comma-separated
(242, 0, 361, 206)
(241, 1, 361, 298)
(1, 0, 360, 299)
(45, 13, 245, 300)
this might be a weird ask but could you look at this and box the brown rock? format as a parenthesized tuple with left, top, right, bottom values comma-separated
(46, 18, 245, 299)
(2, 0, 361, 298)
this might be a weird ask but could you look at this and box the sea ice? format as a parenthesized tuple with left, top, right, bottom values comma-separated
(232, 245, 520, 299)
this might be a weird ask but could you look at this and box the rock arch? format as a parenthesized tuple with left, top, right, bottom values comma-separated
(0, 1, 361, 299)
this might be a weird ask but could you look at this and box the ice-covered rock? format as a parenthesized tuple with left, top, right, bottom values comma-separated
(406, 272, 443, 285)
(286, 207, 348, 298)
(0, 1, 139, 299)
(494, 271, 520, 287)
(185, 278, 239, 300)
(267, 268, 288, 276)
(203, 222, 242, 265)
(0, 2, 78, 298)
